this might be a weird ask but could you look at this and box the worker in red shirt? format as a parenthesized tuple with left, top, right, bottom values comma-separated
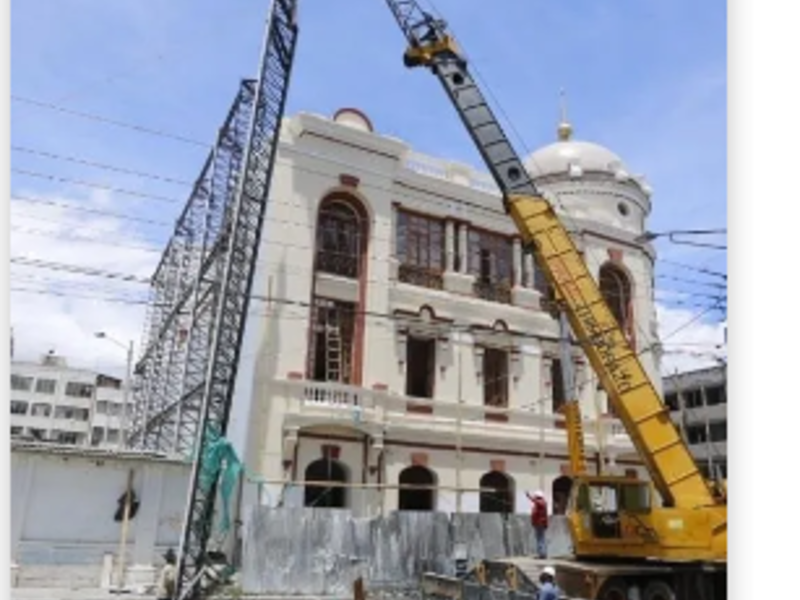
(526, 490, 549, 558)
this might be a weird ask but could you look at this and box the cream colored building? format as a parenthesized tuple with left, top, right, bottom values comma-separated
(229, 106, 661, 518)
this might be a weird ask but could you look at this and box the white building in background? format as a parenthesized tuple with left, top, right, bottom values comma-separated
(11, 352, 128, 448)
(230, 106, 661, 517)
(663, 365, 727, 478)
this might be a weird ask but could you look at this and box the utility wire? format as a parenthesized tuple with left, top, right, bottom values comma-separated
(11, 145, 195, 186)
(10, 257, 151, 284)
(11, 168, 182, 204)
(11, 194, 173, 227)
(11, 95, 210, 148)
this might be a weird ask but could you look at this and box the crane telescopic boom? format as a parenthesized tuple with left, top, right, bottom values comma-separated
(383, 0, 718, 511)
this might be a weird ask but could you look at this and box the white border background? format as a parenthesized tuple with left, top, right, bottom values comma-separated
(0, 1, 795, 596)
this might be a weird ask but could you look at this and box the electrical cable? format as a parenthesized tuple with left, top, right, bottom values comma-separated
(11, 95, 210, 148)
(11, 168, 182, 204)
(11, 146, 195, 186)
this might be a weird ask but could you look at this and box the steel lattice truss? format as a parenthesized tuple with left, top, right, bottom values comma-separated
(127, 81, 255, 455)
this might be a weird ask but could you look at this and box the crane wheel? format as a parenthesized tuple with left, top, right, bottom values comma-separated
(643, 579, 676, 600)
(596, 578, 627, 600)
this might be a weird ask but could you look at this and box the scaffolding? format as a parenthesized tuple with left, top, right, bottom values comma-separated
(126, 80, 255, 455)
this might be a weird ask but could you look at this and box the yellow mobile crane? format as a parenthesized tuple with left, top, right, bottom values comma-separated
(383, 2, 727, 599)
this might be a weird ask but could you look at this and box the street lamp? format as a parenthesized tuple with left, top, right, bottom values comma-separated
(94, 332, 134, 448)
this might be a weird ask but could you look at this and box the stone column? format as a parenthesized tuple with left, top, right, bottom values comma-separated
(445, 220, 455, 272)
(458, 223, 469, 274)
(512, 238, 522, 286)
(524, 253, 535, 289)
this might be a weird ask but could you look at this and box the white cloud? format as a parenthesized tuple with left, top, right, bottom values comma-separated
(656, 302, 727, 375)
(10, 190, 162, 377)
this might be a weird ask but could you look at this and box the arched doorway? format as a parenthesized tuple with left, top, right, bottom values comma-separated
(479, 471, 515, 514)
(398, 465, 436, 511)
(552, 475, 573, 516)
(304, 458, 349, 508)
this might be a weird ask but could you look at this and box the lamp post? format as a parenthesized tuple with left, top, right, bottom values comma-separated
(94, 332, 134, 448)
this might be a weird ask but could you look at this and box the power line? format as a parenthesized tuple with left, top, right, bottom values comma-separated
(11, 168, 182, 204)
(10, 257, 151, 284)
(11, 194, 173, 227)
(11, 145, 195, 186)
(11, 95, 210, 148)
(10, 286, 149, 306)
(10, 225, 163, 253)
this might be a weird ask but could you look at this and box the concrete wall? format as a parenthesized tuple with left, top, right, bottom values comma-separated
(241, 507, 573, 596)
(11, 445, 191, 589)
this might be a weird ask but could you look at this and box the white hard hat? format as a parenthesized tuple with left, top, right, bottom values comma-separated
(533, 490, 544, 498)
(542, 566, 556, 578)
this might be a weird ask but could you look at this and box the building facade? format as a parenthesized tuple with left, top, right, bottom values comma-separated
(230, 107, 661, 517)
(663, 364, 727, 478)
(11, 352, 128, 448)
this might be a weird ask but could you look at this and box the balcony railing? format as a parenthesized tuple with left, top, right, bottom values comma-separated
(473, 279, 512, 304)
(398, 263, 444, 290)
(278, 378, 632, 449)
(315, 250, 359, 278)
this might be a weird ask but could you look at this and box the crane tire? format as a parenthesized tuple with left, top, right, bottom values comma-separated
(597, 578, 628, 600)
(643, 579, 676, 600)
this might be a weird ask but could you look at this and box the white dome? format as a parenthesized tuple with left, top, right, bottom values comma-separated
(524, 139, 627, 179)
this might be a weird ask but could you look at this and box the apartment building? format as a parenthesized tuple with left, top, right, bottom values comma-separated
(663, 364, 728, 478)
(10, 352, 128, 448)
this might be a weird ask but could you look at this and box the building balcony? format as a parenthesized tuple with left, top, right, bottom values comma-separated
(398, 264, 444, 290)
(274, 378, 632, 455)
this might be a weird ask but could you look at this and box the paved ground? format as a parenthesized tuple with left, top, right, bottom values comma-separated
(11, 589, 153, 600)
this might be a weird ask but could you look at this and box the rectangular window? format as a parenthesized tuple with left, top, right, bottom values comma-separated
(95, 401, 108, 415)
(405, 337, 436, 399)
(11, 426, 22, 436)
(483, 348, 509, 417)
(468, 229, 513, 303)
(54, 431, 80, 445)
(65, 382, 95, 398)
(709, 421, 727, 442)
(91, 427, 104, 446)
(35, 379, 57, 394)
(307, 298, 356, 384)
(54, 407, 90, 421)
(11, 400, 28, 415)
(664, 393, 679, 411)
(106, 429, 120, 444)
(396, 210, 445, 289)
(684, 389, 703, 408)
(705, 385, 726, 406)
(11, 375, 33, 391)
(551, 359, 566, 412)
(30, 403, 52, 418)
(96, 375, 122, 390)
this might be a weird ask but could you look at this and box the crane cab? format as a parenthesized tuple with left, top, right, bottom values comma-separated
(566, 474, 659, 558)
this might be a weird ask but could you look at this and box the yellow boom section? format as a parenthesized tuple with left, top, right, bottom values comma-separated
(508, 194, 716, 509)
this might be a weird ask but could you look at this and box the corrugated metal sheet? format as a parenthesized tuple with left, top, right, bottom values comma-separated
(241, 508, 573, 595)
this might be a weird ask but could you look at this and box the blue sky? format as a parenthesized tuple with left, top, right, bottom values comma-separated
(10, 0, 726, 371)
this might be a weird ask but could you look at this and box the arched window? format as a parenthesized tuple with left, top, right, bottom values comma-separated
(315, 200, 363, 278)
(479, 471, 515, 514)
(599, 263, 633, 336)
(552, 475, 573, 516)
(398, 465, 436, 511)
(304, 458, 349, 508)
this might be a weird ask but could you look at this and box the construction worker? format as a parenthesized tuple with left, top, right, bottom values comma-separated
(526, 490, 549, 558)
(538, 566, 560, 600)
(156, 548, 177, 600)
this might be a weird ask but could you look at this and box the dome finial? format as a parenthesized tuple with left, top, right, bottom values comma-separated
(557, 88, 573, 141)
